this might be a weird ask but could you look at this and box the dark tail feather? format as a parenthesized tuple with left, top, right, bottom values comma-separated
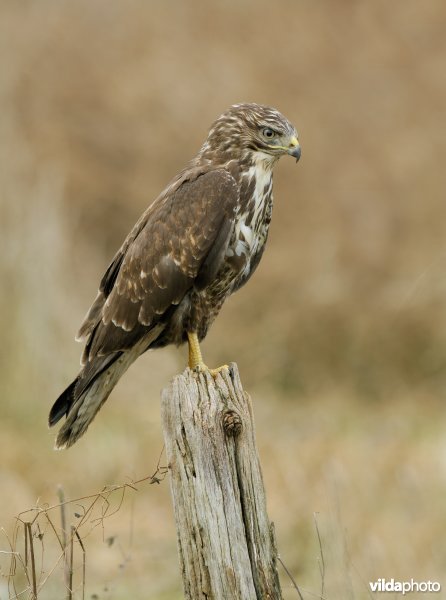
(50, 326, 164, 450)
(49, 350, 136, 450)
(49, 378, 79, 427)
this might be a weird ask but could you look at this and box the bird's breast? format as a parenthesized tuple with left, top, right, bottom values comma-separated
(225, 163, 274, 271)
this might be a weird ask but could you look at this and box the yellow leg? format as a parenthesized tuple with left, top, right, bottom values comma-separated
(187, 331, 205, 370)
(187, 332, 229, 377)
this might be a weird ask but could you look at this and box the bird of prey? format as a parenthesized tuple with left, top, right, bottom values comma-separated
(49, 103, 301, 449)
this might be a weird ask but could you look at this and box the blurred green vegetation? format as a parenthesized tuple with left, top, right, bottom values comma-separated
(1, 1, 446, 598)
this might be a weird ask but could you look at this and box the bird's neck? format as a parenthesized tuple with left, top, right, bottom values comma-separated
(237, 154, 275, 221)
(196, 143, 279, 172)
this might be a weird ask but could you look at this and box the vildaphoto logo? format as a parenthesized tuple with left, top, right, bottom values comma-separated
(369, 578, 441, 595)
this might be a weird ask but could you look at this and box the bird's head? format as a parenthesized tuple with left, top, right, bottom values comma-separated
(200, 103, 301, 166)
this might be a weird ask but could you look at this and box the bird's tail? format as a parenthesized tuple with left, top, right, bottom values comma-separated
(49, 350, 137, 449)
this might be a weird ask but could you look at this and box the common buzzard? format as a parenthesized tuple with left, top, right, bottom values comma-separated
(50, 103, 301, 448)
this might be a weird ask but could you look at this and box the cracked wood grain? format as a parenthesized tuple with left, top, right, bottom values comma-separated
(161, 363, 282, 600)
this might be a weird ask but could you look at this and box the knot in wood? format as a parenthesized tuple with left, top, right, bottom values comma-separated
(222, 410, 242, 436)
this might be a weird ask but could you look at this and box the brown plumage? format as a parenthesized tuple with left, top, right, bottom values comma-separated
(50, 103, 301, 448)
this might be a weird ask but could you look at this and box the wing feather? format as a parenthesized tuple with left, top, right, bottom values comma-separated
(79, 167, 238, 362)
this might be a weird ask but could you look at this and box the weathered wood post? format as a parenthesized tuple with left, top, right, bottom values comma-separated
(161, 363, 283, 600)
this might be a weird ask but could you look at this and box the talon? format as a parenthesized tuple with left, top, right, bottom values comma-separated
(193, 362, 229, 378)
(208, 365, 229, 378)
(187, 332, 228, 377)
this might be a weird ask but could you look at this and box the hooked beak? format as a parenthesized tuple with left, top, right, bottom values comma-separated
(287, 136, 301, 162)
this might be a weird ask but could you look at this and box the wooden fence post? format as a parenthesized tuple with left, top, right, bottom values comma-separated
(161, 363, 283, 600)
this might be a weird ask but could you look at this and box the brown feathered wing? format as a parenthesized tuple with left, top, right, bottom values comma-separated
(49, 167, 238, 448)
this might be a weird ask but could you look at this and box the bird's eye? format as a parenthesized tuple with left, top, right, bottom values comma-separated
(262, 127, 275, 139)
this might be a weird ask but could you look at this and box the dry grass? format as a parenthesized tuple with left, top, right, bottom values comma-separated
(1, 462, 168, 600)
(1, 1, 446, 598)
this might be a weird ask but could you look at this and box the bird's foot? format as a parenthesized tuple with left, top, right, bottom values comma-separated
(192, 362, 229, 379)
(187, 331, 229, 378)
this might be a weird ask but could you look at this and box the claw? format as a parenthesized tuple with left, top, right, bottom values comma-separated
(208, 364, 229, 378)
(187, 332, 228, 378)
(192, 362, 229, 379)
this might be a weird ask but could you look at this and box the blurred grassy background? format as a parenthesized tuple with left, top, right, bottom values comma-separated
(1, 1, 446, 598)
